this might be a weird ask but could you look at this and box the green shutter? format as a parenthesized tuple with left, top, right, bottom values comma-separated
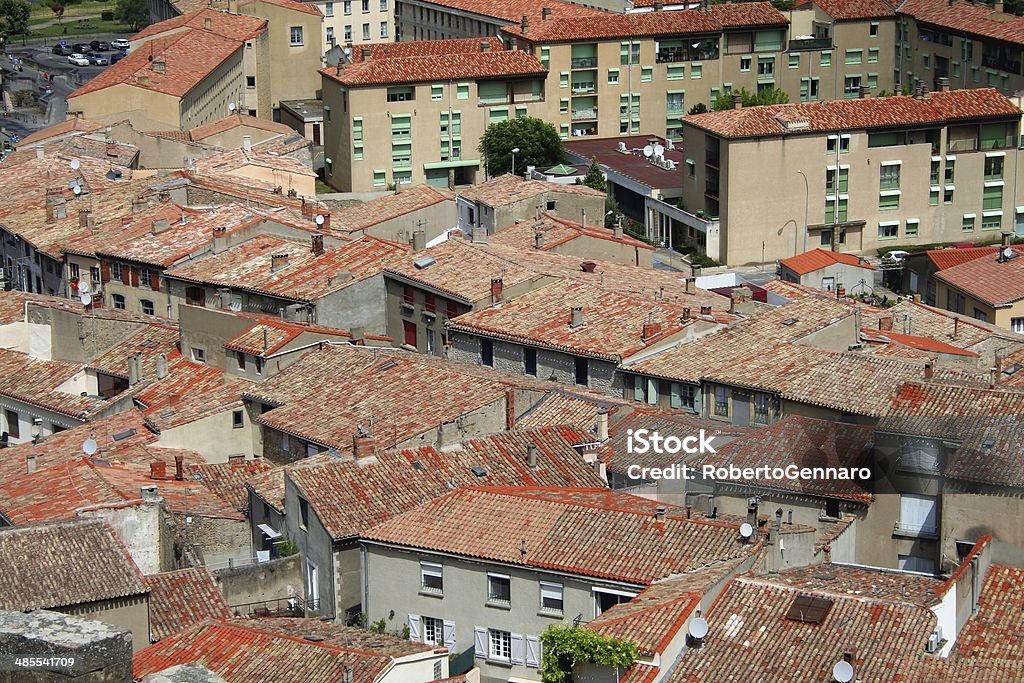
(692, 386, 702, 415)
(646, 379, 658, 405)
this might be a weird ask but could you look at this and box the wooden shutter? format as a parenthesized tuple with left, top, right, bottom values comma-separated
(129, 266, 139, 287)
(510, 633, 525, 665)
(473, 627, 486, 658)
(198, 288, 206, 307)
(443, 620, 456, 647)
(526, 636, 541, 668)
(121, 264, 131, 285)
(100, 261, 110, 283)
(150, 269, 160, 291)
(407, 614, 420, 642)
(693, 385, 702, 415)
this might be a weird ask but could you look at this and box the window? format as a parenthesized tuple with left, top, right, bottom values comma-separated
(481, 339, 493, 367)
(845, 49, 862, 64)
(344, 0, 350, 12)
(620, 41, 639, 65)
(140, 299, 154, 316)
(421, 562, 443, 593)
(344, 24, 351, 40)
(456, 83, 469, 99)
(641, 66, 652, 82)
(944, 188, 954, 204)
(362, 23, 369, 40)
(788, 53, 799, 69)
(753, 392, 771, 423)
(299, 496, 309, 528)
(868, 48, 879, 63)
(826, 135, 849, 154)
(4, 409, 18, 439)
(559, 98, 569, 114)
(982, 213, 1002, 231)
(402, 320, 417, 348)
(825, 197, 848, 223)
(112, 293, 126, 309)
(379, 0, 386, 8)
(361, 0, 368, 10)
(289, 26, 303, 45)
(670, 382, 697, 411)
(380, 21, 388, 38)
(757, 57, 774, 79)
(826, 167, 848, 193)
(488, 629, 512, 662)
(1011, 317, 1024, 334)
(898, 493, 938, 536)
(247, 75, 257, 87)
(714, 385, 728, 416)
(667, 65, 683, 80)
(607, 68, 619, 84)
(90, 266, 100, 283)
(878, 222, 899, 240)
(373, 170, 386, 187)
(138, 268, 150, 288)
(574, 357, 588, 386)
(740, 56, 751, 72)
(111, 262, 123, 281)
(487, 574, 511, 605)
(559, 72, 568, 88)
(540, 47, 549, 67)
(906, 219, 919, 237)
(523, 347, 537, 376)
(879, 163, 900, 190)
(191, 346, 206, 363)
(800, 77, 819, 101)
(870, 21, 879, 37)
(879, 192, 900, 211)
(540, 582, 563, 613)
(232, 410, 244, 428)
(843, 75, 862, 97)
(962, 214, 976, 232)
(421, 616, 443, 645)
(944, 160, 955, 184)
(237, 351, 247, 371)
(985, 155, 1005, 180)
(984, 184, 1003, 211)
(325, 1, 333, 15)
(820, 50, 831, 67)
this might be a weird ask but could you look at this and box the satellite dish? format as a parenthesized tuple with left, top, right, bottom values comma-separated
(315, 214, 325, 225)
(228, 102, 236, 112)
(1003, 246, 1015, 260)
(653, 144, 665, 157)
(688, 618, 709, 640)
(70, 158, 80, 170)
(739, 522, 753, 539)
(82, 437, 98, 456)
(77, 280, 89, 294)
(80, 293, 92, 306)
(643, 145, 654, 158)
(832, 661, 854, 683)
(72, 185, 81, 196)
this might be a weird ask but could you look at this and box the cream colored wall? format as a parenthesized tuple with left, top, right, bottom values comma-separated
(67, 84, 181, 131)
(223, 163, 316, 196)
(936, 279, 1024, 331)
(180, 48, 248, 130)
(242, 0, 324, 109)
(158, 408, 256, 463)
(102, 266, 171, 317)
(318, 0, 394, 47)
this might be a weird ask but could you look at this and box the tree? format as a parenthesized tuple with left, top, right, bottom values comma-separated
(115, 0, 149, 31)
(0, 0, 31, 44)
(687, 102, 708, 115)
(51, 4, 64, 22)
(712, 86, 790, 111)
(479, 116, 562, 177)
(576, 157, 607, 193)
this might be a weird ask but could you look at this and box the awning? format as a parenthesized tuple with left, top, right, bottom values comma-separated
(422, 159, 480, 170)
(257, 523, 282, 539)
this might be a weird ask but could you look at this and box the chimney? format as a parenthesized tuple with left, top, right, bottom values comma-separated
(526, 443, 538, 468)
(1002, 231, 1014, 249)
(534, 231, 544, 249)
(613, 221, 623, 239)
(924, 360, 934, 379)
(140, 485, 160, 503)
(26, 454, 37, 474)
(271, 253, 290, 271)
(732, 94, 743, 110)
(353, 431, 376, 458)
(729, 287, 754, 315)
(746, 498, 759, 527)
(150, 461, 167, 479)
(229, 454, 245, 468)
(87, 214, 96, 232)
(136, 74, 149, 86)
(78, 208, 90, 227)
(995, 0, 1005, 12)
(542, 6, 551, 19)
(682, 306, 691, 320)
(655, 505, 666, 521)
(521, 15, 528, 32)
(642, 313, 662, 341)
(699, 305, 712, 316)
(361, 47, 371, 60)
(128, 352, 142, 386)
(35, 145, 44, 160)
(595, 408, 609, 441)
(311, 233, 325, 256)
(569, 305, 584, 329)
(685, 277, 697, 294)
(653, 0, 663, 9)
(204, 16, 212, 29)
(212, 225, 228, 253)
(878, 315, 894, 332)
(471, 227, 488, 244)
(156, 354, 168, 380)
(151, 218, 171, 234)
(349, 326, 366, 345)
(937, 77, 950, 92)
(480, 40, 490, 53)
(581, 261, 597, 273)
(914, 84, 925, 100)
(491, 277, 504, 303)
(132, 198, 147, 213)
(174, 455, 184, 481)
(242, 135, 252, 154)
(152, 59, 166, 75)
(412, 230, 426, 252)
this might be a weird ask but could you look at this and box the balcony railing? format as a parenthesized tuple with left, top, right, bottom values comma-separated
(788, 37, 832, 52)
(571, 56, 597, 69)
(666, 105, 685, 114)
(571, 109, 597, 120)
(571, 85, 596, 95)
(656, 48, 719, 64)
(893, 522, 938, 539)
(982, 54, 1021, 74)
(948, 135, 1017, 153)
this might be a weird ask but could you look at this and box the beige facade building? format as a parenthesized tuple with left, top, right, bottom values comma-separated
(678, 87, 1024, 266)
(309, 0, 393, 48)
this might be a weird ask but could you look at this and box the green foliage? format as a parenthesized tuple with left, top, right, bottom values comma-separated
(576, 157, 607, 193)
(604, 193, 619, 229)
(689, 254, 721, 268)
(687, 102, 708, 115)
(712, 86, 790, 111)
(368, 618, 387, 634)
(1003, 0, 1024, 16)
(114, 0, 146, 31)
(0, 0, 31, 40)
(275, 537, 299, 557)
(540, 626, 637, 683)
(480, 116, 562, 177)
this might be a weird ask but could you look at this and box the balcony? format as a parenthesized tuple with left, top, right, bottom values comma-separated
(982, 54, 1021, 74)
(571, 84, 596, 95)
(787, 37, 832, 52)
(571, 56, 597, 69)
(571, 108, 597, 120)
(656, 46, 719, 64)
(893, 522, 938, 540)
(948, 135, 1017, 153)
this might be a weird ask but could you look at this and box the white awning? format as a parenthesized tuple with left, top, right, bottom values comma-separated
(257, 523, 282, 539)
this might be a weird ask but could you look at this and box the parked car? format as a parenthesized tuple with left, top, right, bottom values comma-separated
(88, 54, 108, 66)
(72, 43, 91, 53)
(51, 45, 73, 56)
(89, 40, 109, 51)
(110, 38, 130, 50)
(109, 51, 124, 64)
(67, 53, 90, 66)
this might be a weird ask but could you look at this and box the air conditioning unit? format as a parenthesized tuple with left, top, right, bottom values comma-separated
(665, 160, 677, 170)
(926, 633, 939, 653)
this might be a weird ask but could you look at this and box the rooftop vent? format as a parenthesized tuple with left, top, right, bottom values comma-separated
(471, 466, 488, 477)
(782, 318, 799, 326)
(785, 595, 833, 624)
(414, 256, 436, 270)
(112, 429, 137, 442)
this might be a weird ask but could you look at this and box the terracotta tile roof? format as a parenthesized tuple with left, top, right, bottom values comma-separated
(457, 174, 604, 207)
(69, 30, 252, 100)
(350, 37, 503, 62)
(0, 519, 147, 611)
(189, 114, 302, 142)
(167, 235, 408, 303)
(586, 558, 747, 655)
(322, 50, 546, 87)
(862, 299, 1022, 352)
(289, 426, 605, 539)
(331, 185, 453, 234)
(191, 459, 273, 512)
(16, 117, 103, 147)
(666, 570, 938, 683)
(221, 319, 359, 357)
(690, 416, 874, 502)
(134, 351, 248, 431)
(814, 0, 896, 20)
(492, 215, 655, 257)
(885, 381, 1024, 421)
(237, 0, 323, 17)
(860, 328, 980, 357)
(133, 619, 416, 682)
(706, 1, 790, 27)
(626, 296, 855, 383)
(365, 487, 755, 585)
(385, 239, 542, 303)
(780, 248, 876, 276)
(898, 0, 1024, 47)
(0, 348, 103, 419)
(684, 88, 1021, 139)
(132, 7, 267, 41)
(144, 568, 231, 641)
(192, 148, 316, 179)
(515, 388, 619, 431)
(934, 251, 1024, 307)
(448, 279, 694, 361)
(925, 245, 1002, 270)
(414, 0, 605, 26)
(238, 618, 435, 657)
(0, 290, 81, 324)
(602, 407, 749, 472)
(87, 323, 181, 380)
(951, 565, 1024, 660)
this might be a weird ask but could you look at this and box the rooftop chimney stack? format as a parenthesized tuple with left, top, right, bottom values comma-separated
(491, 277, 504, 303)
(242, 135, 252, 154)
(595, 408, 609, 441)
(526, 443, 538, 468)
(128, 352, 142, 386)
(733, 94, 743, 110)
(613, 220, 623, 239)
(271, 253, 290, 271)
(361, 47, 371, 60)
(353, 431, 376, 459)
(685, 276, 697, 294)
(996, 0, 1005, 12)
(682, 306, 691, 320)
(311, 233, 325, 256)
(655, 505, 666, 521)
(570, 305, 584, 329)
(746, 498, 759, 527)
(542, 6, 551, 19)
(534, 231, 543, 249)
(878, 315, 894, 332)
(156, 353, 168, 380)
(699, 305, 712, 316)
(480, 40, 490, 52)
(204, 16, 212, 29)
(937, 77, 950, 91)
(87, 214, 96, 231)
(471, 227, 488, 244)
(924, 360, 934, 379)
(151, 218, 171, 234)
(174, 455, 184, 481)
(150, 461, 167, 479)
(350, 326, 366, 345)
(1002, 231, 1014, 249)
(412, 230, 426, 252)
(141, 485, 160, 503)
(521, 15, 529, 32)
(859, 85, 870, 98)
(26, 455, 36, 474)
(152, 59, 166, 75)
(35, 145, 44, 160)
(653, 1, 663, 9)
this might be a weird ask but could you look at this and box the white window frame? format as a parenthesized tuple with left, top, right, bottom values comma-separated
(540, 581, 564, 614)
(289, 26, 303, 46)
(488, 628, 512, 663)
(487, 573, 511, 605)
(420, 561, 443, 594)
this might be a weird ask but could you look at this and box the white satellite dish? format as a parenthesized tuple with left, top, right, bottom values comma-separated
(343, 46, 352, 56)
(228, 102, 236, 112)
(688, 618, 709, 640)
(82, 437, 98, 456)
(77, 280, 89, 294)
(1003, 246, 1016, 260)
(642, 145, 654, 158)
(832, 661, 854, 683)
(70, 158, 80, 170)
(315, 214, 325, 225)
(653, 144, 665, 157)
(80, 293, 92, 306)
(739, 522, 753, 539)
(72, 185, 81, 196)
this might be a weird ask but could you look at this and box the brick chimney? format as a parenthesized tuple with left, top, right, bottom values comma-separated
(521, 15, 529, 32)
(271, 253, 290, 271)
(480, 40, 490, 53)
(229, 454, 246, 468)
(699, 305, 712, 316)
(174, 455, 184, 481)
(924, 361, 934, 379)
(150, 461, 167, 479)
(311, 233, 325, 256)
(878, 315, 894, 331)
(353, 431, 376, 458)
(491, 277, 503, 303)
(78, 208, 90, 228)
(642, 313, 662, 341)
(541, 6, 551, 19)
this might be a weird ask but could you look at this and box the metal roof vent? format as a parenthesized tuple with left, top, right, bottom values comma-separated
(782, 317, 799, 326)
(112, 428, 137, 442)
(471, 466, 488, 477)
(414, 256, 437, 269)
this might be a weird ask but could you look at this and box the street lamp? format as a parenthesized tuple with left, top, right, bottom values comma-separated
(796, 169, 809, 255)
(510, 148, 520, 176)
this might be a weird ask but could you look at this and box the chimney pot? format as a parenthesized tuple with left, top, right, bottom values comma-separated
(595, 408, 609, 441)
(271, 253, 291, 271)
(480, 40, 490, 52)
(26, 454, 37, 474)
(924, 361, 934, 379)
(311, 233, 325, 256)
(35, 145, 45, 160)
(174, 455, 184, 481)
(242, 135, 252, 153)
(655, 505, 666, 521)
(78, 208, 90, 227)
(491, 277, 504, 303)
(685, 277, 697, 294)
(732, 94, 743, 109)
(700, 305, 712, 316)
(521, 14, 529, 32)
(412, 230, 426, 252)
(150, 461, 167, 479)
(229, 454, 245, 467)
(937, 77, 950, 91)
(541, 6, 551, 19)
(526, 443, 538, 468)
(570, 305, 584, 329)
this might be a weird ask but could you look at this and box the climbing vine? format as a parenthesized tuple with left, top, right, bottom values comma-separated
(540, 625, 638, 683)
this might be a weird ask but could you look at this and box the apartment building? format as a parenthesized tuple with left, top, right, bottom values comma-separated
(896, 0, 1024, 97)
(395, 0, 605, 42)
(320, 38, 549, 192)
(678, 87, 1024, 265)
(312, 0, 393, 47)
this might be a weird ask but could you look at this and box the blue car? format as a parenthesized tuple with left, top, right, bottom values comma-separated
(110, 51, 126, 64)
